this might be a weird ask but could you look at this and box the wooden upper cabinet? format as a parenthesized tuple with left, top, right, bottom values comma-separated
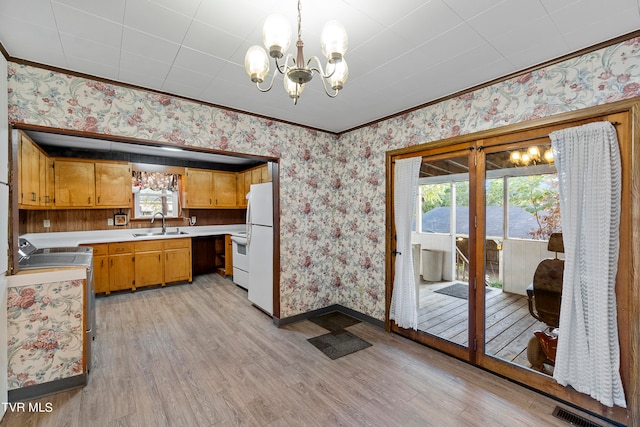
(41, 157, 55, 207)
(250, 164, 271, 185)
(237, 171, 250, 208)
(18, 131, 44, 207)
(95, 162, 131, 207)
(261, 164, 270, 183)
(184, 168, 214, 208)
(250, 167, 262, 185)
(213, 171, 237, 207)
(54, 159, 96, 207)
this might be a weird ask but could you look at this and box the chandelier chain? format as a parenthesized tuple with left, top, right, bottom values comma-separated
(297, 0, 302, 42)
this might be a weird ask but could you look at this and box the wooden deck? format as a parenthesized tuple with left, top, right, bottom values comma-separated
(417, 281, 548, 369)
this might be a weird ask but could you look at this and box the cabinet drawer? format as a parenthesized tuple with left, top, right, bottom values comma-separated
(134, 240, 163, 252)
(164, 238, 190, 250)
(84, 243, 108, 256)
(109, 242, 134, 254)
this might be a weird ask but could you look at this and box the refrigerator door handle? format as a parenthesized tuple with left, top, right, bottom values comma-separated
(246, 191, 252, 244)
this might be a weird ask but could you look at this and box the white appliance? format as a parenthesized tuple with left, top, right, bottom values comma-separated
(247, 182, 273, 315)
(231, 232, 249, 289)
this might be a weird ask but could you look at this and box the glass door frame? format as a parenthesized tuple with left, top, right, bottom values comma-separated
(386, 142, 477, 363)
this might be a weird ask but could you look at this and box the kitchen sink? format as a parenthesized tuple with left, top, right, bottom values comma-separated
(132, 231, 189, 238)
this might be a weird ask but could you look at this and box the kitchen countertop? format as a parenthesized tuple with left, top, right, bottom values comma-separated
(21, 224, 246, 248)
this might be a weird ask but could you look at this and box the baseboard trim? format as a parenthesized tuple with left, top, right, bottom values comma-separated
(8, 374, 87, 402)
(274, 304, 384, 329)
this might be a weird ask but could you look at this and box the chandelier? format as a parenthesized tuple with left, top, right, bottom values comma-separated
(244, 0, 349, 104)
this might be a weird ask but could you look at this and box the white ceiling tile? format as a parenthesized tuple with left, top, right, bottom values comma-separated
(52, 2, 123, 48)
(65, 56, 120, 81)
(124, 0, 193, 44)
(149, 0, 202, 18)
(117, 67, 166, 92)
(488, 15, 569, 62)
(172, 47, 228, 77)
(343, 0, 426, 26)
(538, 0, 581, 14)
(194, 0, 269, 39)
(52, 0, 126, 23)
(60, 33, 121, 66)
(441, 0, 508, 20)
(119, 50, 172, 83)
(182, 20, 245, 60)
(391, 0, 465, 46)
(121, 28, 181, 65)
(0, 17, 66, 66)
(466, 0, 548, 41)
(0, 0, 57, 30)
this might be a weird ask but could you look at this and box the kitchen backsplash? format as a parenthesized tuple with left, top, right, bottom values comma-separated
(19, 208, 245, 234)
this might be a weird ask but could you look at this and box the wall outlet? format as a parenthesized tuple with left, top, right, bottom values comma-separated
(107, 218, 114, 226)
(191, 216, 196, 225)
(43, 219, 50, 228)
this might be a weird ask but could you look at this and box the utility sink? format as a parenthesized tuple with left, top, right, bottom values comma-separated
(132, 231, 189, 238)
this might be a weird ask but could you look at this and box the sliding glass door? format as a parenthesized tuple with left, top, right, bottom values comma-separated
(480, 141, 561, 373)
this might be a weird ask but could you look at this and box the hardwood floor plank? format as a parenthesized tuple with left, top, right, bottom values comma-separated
(0, 274, 614, 427)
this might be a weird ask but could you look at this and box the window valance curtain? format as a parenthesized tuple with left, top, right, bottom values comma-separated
(132, 171, 178, 191)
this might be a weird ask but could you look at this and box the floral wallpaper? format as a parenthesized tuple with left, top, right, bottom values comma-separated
(8, 36, 640, 321)
(6, 280, 84, 389)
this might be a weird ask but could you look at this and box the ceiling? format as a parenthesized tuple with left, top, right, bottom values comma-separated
(1, 0, 640, 135)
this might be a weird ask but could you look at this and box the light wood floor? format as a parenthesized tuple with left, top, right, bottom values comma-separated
(417, 281, 547, 369)
(1, 274, 605, 426)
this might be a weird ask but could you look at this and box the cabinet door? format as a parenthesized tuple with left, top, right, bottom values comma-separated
(42, 157, 55, 207)
(135, 251, 164, 287)
(55, 160, 95, 207)
(224, 234, 233, 275)
(242, 171, 251, 207)
(260, 164, 270, 182)
(236, 172, 246, 208)
(251, 168, 262, 185)
(109, 253, 135, 291)
(94, 254, 110, 294)
(96, 162, 131, 207)
(213, 171, 237, 207)
(165, 248, 191, 283)
(19, 135, 40, 206)
(184, 168, 213, 208)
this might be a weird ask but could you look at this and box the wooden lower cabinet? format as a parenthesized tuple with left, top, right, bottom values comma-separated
(91, 244, 110, 294)
(164, 239, 192, 284)
(108, 242, 135, 292)
(88, 238, 192, 294)
(135, 240, 164, 288)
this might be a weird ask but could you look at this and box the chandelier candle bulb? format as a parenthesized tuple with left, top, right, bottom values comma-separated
(262, 14, 291, 58)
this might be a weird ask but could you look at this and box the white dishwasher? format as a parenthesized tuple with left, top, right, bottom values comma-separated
(231, 232, 249, 290)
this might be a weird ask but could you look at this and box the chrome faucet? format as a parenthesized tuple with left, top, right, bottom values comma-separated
(151, 212, 166, 234)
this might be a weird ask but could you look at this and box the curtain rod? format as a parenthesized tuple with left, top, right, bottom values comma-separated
(482, 121, 621, 148)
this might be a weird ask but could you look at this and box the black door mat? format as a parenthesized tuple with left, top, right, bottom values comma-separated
(309, 311, 361, 332)
(433, 282, 495, 299)
(307, 330, 372, 360)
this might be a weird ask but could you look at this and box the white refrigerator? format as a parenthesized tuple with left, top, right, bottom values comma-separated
(247, 182, 273, 315)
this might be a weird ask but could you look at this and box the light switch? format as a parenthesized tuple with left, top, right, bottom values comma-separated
(107, 218, 114, 226)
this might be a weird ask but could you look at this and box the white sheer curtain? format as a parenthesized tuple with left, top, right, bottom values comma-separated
(390, 157, 422, 330)
(550, 121, 626, 408)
